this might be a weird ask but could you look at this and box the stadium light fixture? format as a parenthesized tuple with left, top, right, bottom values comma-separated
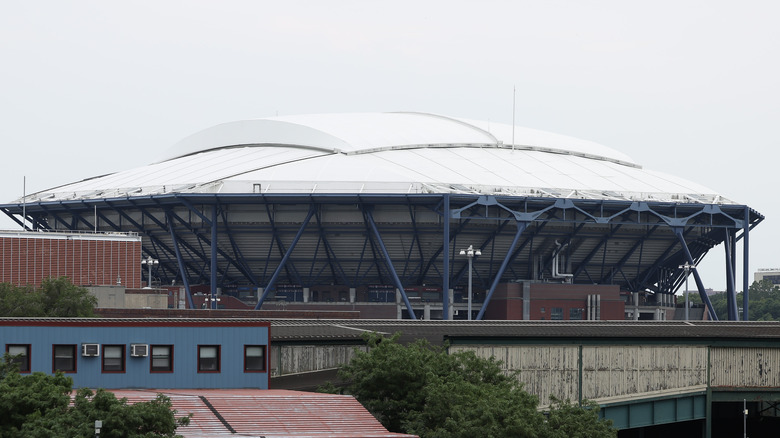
(141, 256, 159, 289)
(678, 262, 694, 321)
(459, 245, 481, 320)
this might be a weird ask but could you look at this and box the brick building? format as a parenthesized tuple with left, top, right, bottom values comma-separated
(0, 230, 142, 288)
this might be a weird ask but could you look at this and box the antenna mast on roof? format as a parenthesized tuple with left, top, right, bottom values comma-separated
(512, 86, 516, 152)
(22, 176, 26, 231)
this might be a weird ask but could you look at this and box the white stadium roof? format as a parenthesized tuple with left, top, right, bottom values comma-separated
(23, 112, 730, 204)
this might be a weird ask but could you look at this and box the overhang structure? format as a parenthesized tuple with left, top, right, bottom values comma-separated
(0, 112, 763, 320)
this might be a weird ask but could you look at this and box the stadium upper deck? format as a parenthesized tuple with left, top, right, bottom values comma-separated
(0, 112, 763, 320)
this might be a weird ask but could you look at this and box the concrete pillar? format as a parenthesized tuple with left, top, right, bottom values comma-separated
(303, 287, 310, 303)
(596, 294, 601, 320)
(633, 292, 640, 320)
(448, 289, 454, 320)
(349, 287, 356, 303)
(257, 287, 264, 302)
(522, 282, 531, 321)
(424, 304, 431, 320)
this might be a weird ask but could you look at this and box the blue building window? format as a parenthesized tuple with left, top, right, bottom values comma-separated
(53, 345, 77, 373)
(198, 345, 220, 372)
(244, 345, 266, 372)
(6, 344, 30, 373)
(150, 345, 173, 372)
(102, 345, 126, 373)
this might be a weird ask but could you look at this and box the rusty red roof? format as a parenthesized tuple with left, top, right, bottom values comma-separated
(105, 389, 416, 438)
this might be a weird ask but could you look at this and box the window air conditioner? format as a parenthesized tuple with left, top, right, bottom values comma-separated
(130, 344, 149, 357)
(82, 343, 100, 357)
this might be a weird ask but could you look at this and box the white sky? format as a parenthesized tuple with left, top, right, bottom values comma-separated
(1, 0, 778, 292)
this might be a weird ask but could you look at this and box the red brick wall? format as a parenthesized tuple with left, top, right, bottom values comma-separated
(0, 233, 142, 288)
(485, 282, 625, 320)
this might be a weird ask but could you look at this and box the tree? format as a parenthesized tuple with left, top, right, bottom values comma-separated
(703, 280, 780, 321)
(323, 333, 615, 438)
(0, 283, 43, 317)
(38, 277, 97, 317)
(0, 277, 97, 317)
(0, 354, 190, 437)
(545, 397, 616, 438)
(0, 356, 72, 436)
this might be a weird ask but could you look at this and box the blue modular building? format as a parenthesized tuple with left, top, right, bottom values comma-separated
(1, 318, 270, 389)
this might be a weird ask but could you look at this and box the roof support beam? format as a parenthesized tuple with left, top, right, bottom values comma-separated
(365, 207, 417, 320)
(743, 206, 751, 320)
(724, 229, 738, 320)
(442, 194, 450, 320)
(313, 208, 349, 287)
(166, 211, 194, 309)
(210, 205, 218, 309)
(254, 207, 315, 310)
(673, 227, 718, 321)
(477, 220, 529, 320)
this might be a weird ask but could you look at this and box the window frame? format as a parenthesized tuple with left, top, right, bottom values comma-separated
(101, 344, 126, 373)
(197, 345, 221, 373)
(52, 344, 77, 373)
(243, 345, 267, 373)
(150, 345, 174, 373)
(6, 344, 31, 373)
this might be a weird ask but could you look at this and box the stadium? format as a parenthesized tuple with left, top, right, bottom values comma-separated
(0, 112, 763, 320)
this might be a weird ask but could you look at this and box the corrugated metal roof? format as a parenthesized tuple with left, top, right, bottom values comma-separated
(106, 389, 416, 438)
(17, 112, 730, 204)
(0, 317, 270, 327)
(268, 319, 780, 345)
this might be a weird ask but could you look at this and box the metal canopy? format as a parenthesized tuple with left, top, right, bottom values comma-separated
(1, 193, 762, 321)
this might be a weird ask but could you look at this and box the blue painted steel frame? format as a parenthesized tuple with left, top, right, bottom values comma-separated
(166, 211, 194, 309)
(254, 207, 316, 310)
(365, 208, 417, 320)
(1, 193, 763, 321)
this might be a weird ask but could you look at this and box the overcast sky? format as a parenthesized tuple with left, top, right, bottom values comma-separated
(2, 1, 778, 292)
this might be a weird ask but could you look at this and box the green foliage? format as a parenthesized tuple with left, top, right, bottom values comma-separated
(0, 355, 190, 437)
(0, 277, 97, 317)
(0, 283, 43, 317)
(704, 280, 780, 321)
(545, 397, 616, 438)
(328, 332, 615, 438)
(0, 362, 72, 436)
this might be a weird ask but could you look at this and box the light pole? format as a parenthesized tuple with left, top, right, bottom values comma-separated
(679, 262, 694, 321)
(460, 245, 481, 320)
(141, 256, 158, 289)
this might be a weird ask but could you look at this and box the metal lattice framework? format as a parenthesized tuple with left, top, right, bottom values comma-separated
(1, 192, 762, 321)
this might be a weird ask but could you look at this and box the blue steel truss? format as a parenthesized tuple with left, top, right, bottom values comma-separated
(1, 194, 763, 321)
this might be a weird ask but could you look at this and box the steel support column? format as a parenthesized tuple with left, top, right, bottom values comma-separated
(476, 221, 528, 320)
(210, 205, 218, 309)
(442, 194, 450, 320)
(365, 208, 417, 320)
(254, 207, 315, 310)
(743, 206, 750, 320)
(166, 212, 194, 309)
(673, 227, 719, 321)
(724, 230, 738, 320)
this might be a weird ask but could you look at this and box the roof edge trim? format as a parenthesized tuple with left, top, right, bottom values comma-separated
(347, 142, 641, 168)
